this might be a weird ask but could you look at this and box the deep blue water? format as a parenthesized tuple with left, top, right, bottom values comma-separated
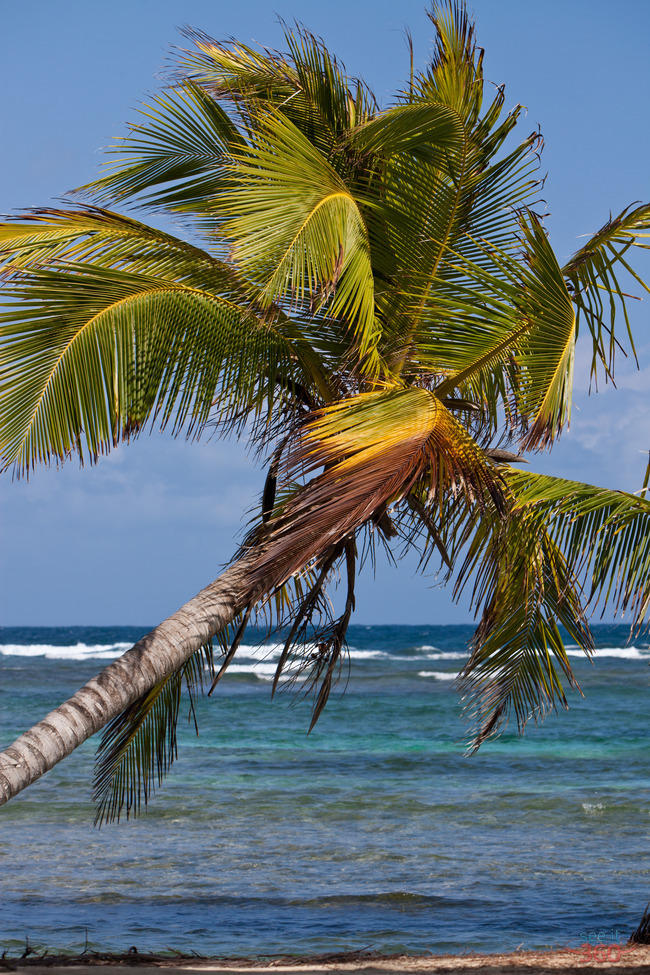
(0, 624, 648, 957)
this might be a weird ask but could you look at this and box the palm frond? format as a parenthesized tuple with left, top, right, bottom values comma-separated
(77, 81, 241, 215)
(516, 214, 576, 448)
(218, 109, 381, 374)
(282, 25, 377, 141)
(414, 0, 484, 124)
(394, 212, 574, 444)
(179, 24, 377, 144)
(563, 202, 650, 383)
(0, 206, 239, 281)
(0, 260, 308, 475)
(456, 501, 592, 750)
(93, 643, 215, 826)
(248, 387, 503, 590)
(457, 466, 650, 748)
(372, 0, 544, 383)
(507, 469, 650, 629)
(382, 85, 542, 376)
(346, 101, 463, 166)
(178, 32, 301, 105)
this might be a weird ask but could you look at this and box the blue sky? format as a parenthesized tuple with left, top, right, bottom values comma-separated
(1, 0, 649, 625)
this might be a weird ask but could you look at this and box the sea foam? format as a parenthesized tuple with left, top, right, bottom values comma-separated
(566, 646, 649, 660)
(0, 642, 130, 660)
(226, 662, 306, 681)
(1, 641, 646, 663)
(417, 670, 457, 680)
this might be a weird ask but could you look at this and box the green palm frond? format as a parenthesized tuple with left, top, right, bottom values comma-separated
(345, 101, 463, 165)
(380, 1, 544, 379)
(507, 470, 650, 629)
(0, 206, 240, 281)
(414, 0, 485, 123)
(179, 24, 377, 143)
(77, 81, 241, 215)
(93, 642, 215, 826)
(282, 25, 377, 141)
(381, 104, 542, 374)
(178, 32, 301, 105)
(562, 202, 650, 383)
(218, 109, 381, 374)
(457, 467, 650, 748)
(0, 261, 308, 474)
(516, 215, 576, 448)
(456, 502, 592, 749)
(378, 210, 573, 444)
(394, 217, 572, 439)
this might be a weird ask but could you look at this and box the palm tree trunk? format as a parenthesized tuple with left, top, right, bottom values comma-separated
(0, 548, 265, 807)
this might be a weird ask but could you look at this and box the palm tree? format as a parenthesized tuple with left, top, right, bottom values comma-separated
(0, 1, 649, 823)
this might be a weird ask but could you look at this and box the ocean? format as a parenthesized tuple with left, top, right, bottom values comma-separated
(0, 623, 648, 957)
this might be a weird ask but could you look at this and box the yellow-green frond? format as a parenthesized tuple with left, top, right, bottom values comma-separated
(218, 109, 381, 374)
(517, 214, 576, 449)
(0, 264, 306, 475)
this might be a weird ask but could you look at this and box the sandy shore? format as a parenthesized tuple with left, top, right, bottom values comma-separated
(6, 945, 650, 975)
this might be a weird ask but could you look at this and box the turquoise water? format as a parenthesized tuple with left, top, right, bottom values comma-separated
(0, 624, 648, 956)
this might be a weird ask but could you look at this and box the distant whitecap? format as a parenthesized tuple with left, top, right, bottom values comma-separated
(417, 670, 457, 680)
(567, 646, 649, 660)
(0, 642, 130, 660)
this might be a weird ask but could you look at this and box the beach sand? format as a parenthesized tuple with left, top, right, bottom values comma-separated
(7, 945, 650, 975)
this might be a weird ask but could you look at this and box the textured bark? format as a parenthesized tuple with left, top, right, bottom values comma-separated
(0, 548, 265, 807)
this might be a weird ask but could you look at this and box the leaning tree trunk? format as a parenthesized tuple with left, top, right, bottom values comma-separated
(0, 547, 267, 807)
(0, 436, 388, 808)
